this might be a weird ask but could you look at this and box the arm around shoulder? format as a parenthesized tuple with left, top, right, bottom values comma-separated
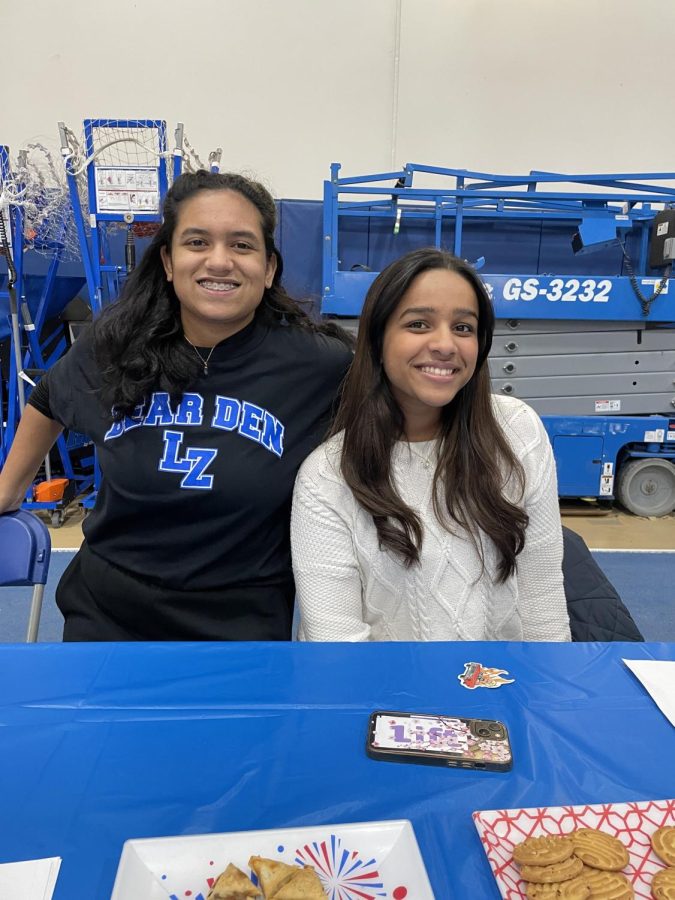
(291, 445, 371, 641)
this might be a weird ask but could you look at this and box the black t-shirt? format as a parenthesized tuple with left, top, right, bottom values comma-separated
(31, 319, 351, 592)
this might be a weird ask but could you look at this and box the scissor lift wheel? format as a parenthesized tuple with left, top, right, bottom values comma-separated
(616, 458, 675, 517)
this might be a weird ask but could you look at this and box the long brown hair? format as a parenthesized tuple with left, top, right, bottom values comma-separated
(331, 248, 528, 582)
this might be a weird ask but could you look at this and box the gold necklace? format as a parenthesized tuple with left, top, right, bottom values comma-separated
(184, 336, 216, 375)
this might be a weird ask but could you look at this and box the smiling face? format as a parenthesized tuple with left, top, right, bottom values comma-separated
(381, 267, 480, 440)
(160, 189, 277, 346)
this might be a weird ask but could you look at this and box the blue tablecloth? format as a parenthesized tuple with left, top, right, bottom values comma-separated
(0, 641, 673, 899)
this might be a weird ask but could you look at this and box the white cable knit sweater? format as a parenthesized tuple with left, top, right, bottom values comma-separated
(291, 395, 571, 642)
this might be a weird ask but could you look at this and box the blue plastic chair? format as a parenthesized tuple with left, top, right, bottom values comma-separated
(0, 510, 51, 642)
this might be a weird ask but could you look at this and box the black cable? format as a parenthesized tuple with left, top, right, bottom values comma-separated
(0, 205, 17, 288)
(125, 226, 136, 274)
(619, 239, 671, 317)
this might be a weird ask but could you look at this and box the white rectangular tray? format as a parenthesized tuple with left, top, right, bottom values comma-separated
(111, 819, 433, 899)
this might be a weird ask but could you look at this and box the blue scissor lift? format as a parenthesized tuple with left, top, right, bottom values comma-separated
(321, 163, 675, 516)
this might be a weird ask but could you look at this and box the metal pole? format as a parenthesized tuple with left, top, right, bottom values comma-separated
(0, 205, 25, 412)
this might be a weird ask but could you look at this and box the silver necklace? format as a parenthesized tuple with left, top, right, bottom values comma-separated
(407, 440, 437, 470)
(184, 336, 216, 375)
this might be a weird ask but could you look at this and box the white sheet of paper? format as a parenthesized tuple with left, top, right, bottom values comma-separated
(0, 857, 61, 899)
(624, 658, 675, 728)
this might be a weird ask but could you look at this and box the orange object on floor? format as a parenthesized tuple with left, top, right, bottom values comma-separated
(33, 478, 69, 502)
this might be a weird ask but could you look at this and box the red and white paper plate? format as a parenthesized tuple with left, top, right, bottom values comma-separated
(473, 798, 675, 899)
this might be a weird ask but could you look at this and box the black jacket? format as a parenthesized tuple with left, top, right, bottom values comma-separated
(562, 526, 644, 642)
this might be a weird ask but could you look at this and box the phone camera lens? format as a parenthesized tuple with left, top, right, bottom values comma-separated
(489, 723, 503, 733)
(476, 727, 491, 737)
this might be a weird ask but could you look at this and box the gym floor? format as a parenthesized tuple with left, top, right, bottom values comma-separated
(45, 502, 674, 551)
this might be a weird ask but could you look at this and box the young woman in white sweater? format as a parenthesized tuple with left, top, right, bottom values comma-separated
(291, 248, 571, 642)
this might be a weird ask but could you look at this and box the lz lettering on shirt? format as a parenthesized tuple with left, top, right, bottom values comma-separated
(158, 430, 218, 489)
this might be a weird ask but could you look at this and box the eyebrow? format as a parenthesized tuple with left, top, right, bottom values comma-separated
(398, 305, 479, 320)
(179, 227, 260, 241)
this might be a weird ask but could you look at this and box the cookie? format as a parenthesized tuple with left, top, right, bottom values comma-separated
(652, 828, 675, 867)
(514, 836, 575, 866)
(580, 867, 633, 899)
(572, 829, 629, 871)
(652, 867, 675, 900)
(525, 875, 591, 898)
(521, 856, 585, 884)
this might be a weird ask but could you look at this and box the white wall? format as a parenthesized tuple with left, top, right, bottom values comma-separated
(396, 0, 675, 178)
(3, 0, 674, 198)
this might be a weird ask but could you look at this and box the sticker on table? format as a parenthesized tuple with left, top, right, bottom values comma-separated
(459, 662, 515, 690)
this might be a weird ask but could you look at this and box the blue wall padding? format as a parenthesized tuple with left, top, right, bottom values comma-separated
(276, 199, 323, 304)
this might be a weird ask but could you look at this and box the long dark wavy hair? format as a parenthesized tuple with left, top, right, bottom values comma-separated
(93, 170, 352, 417)
(332, 248, 528, 582)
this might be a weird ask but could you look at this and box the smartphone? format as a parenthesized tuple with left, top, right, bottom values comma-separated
(366, 710, 513, 772)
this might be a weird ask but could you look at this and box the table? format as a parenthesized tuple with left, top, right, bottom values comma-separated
(0, 641, 673, 899)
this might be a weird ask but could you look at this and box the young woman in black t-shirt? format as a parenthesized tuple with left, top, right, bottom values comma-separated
(0, 171, 353, 640)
